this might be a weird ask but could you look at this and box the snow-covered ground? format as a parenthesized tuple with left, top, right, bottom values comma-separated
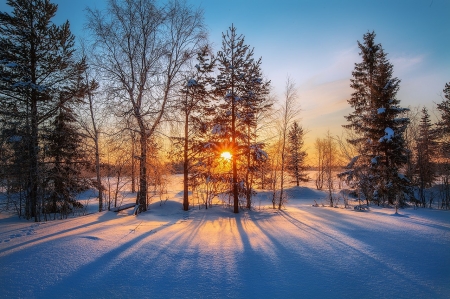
(1, 175, 449, 298)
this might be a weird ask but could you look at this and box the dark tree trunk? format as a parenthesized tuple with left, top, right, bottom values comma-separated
(138, 133, 148, 213)
(131, 132, 136, 193)
(183, 110, 189, 211)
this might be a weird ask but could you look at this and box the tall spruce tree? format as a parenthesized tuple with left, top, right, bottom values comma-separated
(415, 107, 438, 206)
(178, 46, 215, 211)
(45, 104, 86, 218)
(0, 0, 87, 221)
(343, 31, 410, 207)
(436, 83, 450, 154)
(436, 83, 450, 209)
(213, 25, 270, 213)
(287, 121, 307, 186)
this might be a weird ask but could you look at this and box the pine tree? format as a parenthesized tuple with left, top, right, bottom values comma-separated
(343, 31, 410, 207)
(436, 83, 450, 154)
(287, 121, 308, 186)
(436, 83, 450, 209)
(179, 46, 215, 211)
(213, 25, 270, 212)
(415, 107, 438, 207)
(0, 0, 87, 221)
(45, 104, 86, 218)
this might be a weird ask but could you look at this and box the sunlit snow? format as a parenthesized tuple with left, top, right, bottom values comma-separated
(0, 175, 449, 298)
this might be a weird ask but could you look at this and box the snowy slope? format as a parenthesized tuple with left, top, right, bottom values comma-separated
(0, 177, 449, 299)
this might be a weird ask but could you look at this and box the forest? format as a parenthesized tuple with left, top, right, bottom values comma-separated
(0, 0, 449, 222)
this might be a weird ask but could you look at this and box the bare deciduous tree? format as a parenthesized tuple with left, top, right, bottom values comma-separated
(86, 0, 205, 212)
(277, 77, 300, 209)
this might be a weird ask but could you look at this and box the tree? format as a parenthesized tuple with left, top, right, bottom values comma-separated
(323, 131, 339, 206)
(213, 24, 270, 213)
(415, 107, 438, 207)
(314, 138, 325, 190)
(277, 78, 300, 209)
(287, 121, 307, 186)
(0, 0, 87, 221)
(86, 0, 205, 213)
(45, 103, 86, 219)
(77, 42, 105, 212)
(436, 83, 450, 154)
(435, 82, 450, 209)
(343, 31, 410, 207)
(315, 132, 339, 206)
(178, 46, 214, 211)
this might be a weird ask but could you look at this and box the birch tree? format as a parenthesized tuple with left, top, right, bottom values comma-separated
(277, 78, 299, 209)
(86, 0, 205, 212)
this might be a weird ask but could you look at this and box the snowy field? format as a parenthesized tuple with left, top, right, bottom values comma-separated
(1, 175, 449, 299)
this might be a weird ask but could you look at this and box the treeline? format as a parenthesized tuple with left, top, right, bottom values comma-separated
(0, 1, 448, 222)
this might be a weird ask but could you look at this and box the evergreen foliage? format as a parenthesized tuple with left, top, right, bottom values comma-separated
(415, 107, 438, 206)
(213, 24, 270, 212)
(178, 46, 215, 211)
(0, 0, 87, 221)
(45, 105, 87, 218)
(342, 31, 411, 206)
(286, 121, 308, 186)
(436, 83, 450, 155)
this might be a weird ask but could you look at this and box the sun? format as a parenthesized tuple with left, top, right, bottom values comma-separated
(220, 151, 232, 161)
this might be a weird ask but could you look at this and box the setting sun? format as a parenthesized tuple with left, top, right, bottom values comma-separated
(220, 151, 232, 160)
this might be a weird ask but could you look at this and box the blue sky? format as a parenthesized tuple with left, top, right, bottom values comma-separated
(1, 0, 449, 147)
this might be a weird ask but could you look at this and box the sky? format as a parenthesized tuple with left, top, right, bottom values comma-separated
(1, 0, 449, 153)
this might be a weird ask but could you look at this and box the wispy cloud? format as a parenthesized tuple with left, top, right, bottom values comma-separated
(390, 54, 426, 75)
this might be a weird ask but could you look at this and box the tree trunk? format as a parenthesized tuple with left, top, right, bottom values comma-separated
(138, 132, 148, 213)
(279, 132, 286, 210)
(29, 81, 40, 221)
(131, 132, 136, 193)
(87, 89, 103, 212)
(183, 110, 189, 211)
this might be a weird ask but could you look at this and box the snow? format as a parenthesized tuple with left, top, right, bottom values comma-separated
(12, 81, 47, 92)
(8, 135, 22, 142)
(398, 173, 411, 182)
(187, 79, 197, 87)
(379, 127, 394, 143)
(211, 124, 222, 134)
(346, 155, 360, 168)
(1, 175, 449, 298)
(5, 62, 18, 68)
(377, 107, 386, 114)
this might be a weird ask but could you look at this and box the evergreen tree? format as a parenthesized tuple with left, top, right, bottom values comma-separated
(287, 121, 308, 186)
(343, 31, 411, 207)
(213, 24, 270, 212)
(45, 104, 86, 218)
(415, 107, 438, 207)
(178, 46, 215, 211)
(0, 0, 87, 221)
(436, 83, 450, 154)
(436, 82, 450, 209)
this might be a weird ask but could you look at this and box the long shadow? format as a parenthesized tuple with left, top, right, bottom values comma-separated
(34, 218, 182, 298)
(249, 208, 445, 299)
(0, 212, 119, 255)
